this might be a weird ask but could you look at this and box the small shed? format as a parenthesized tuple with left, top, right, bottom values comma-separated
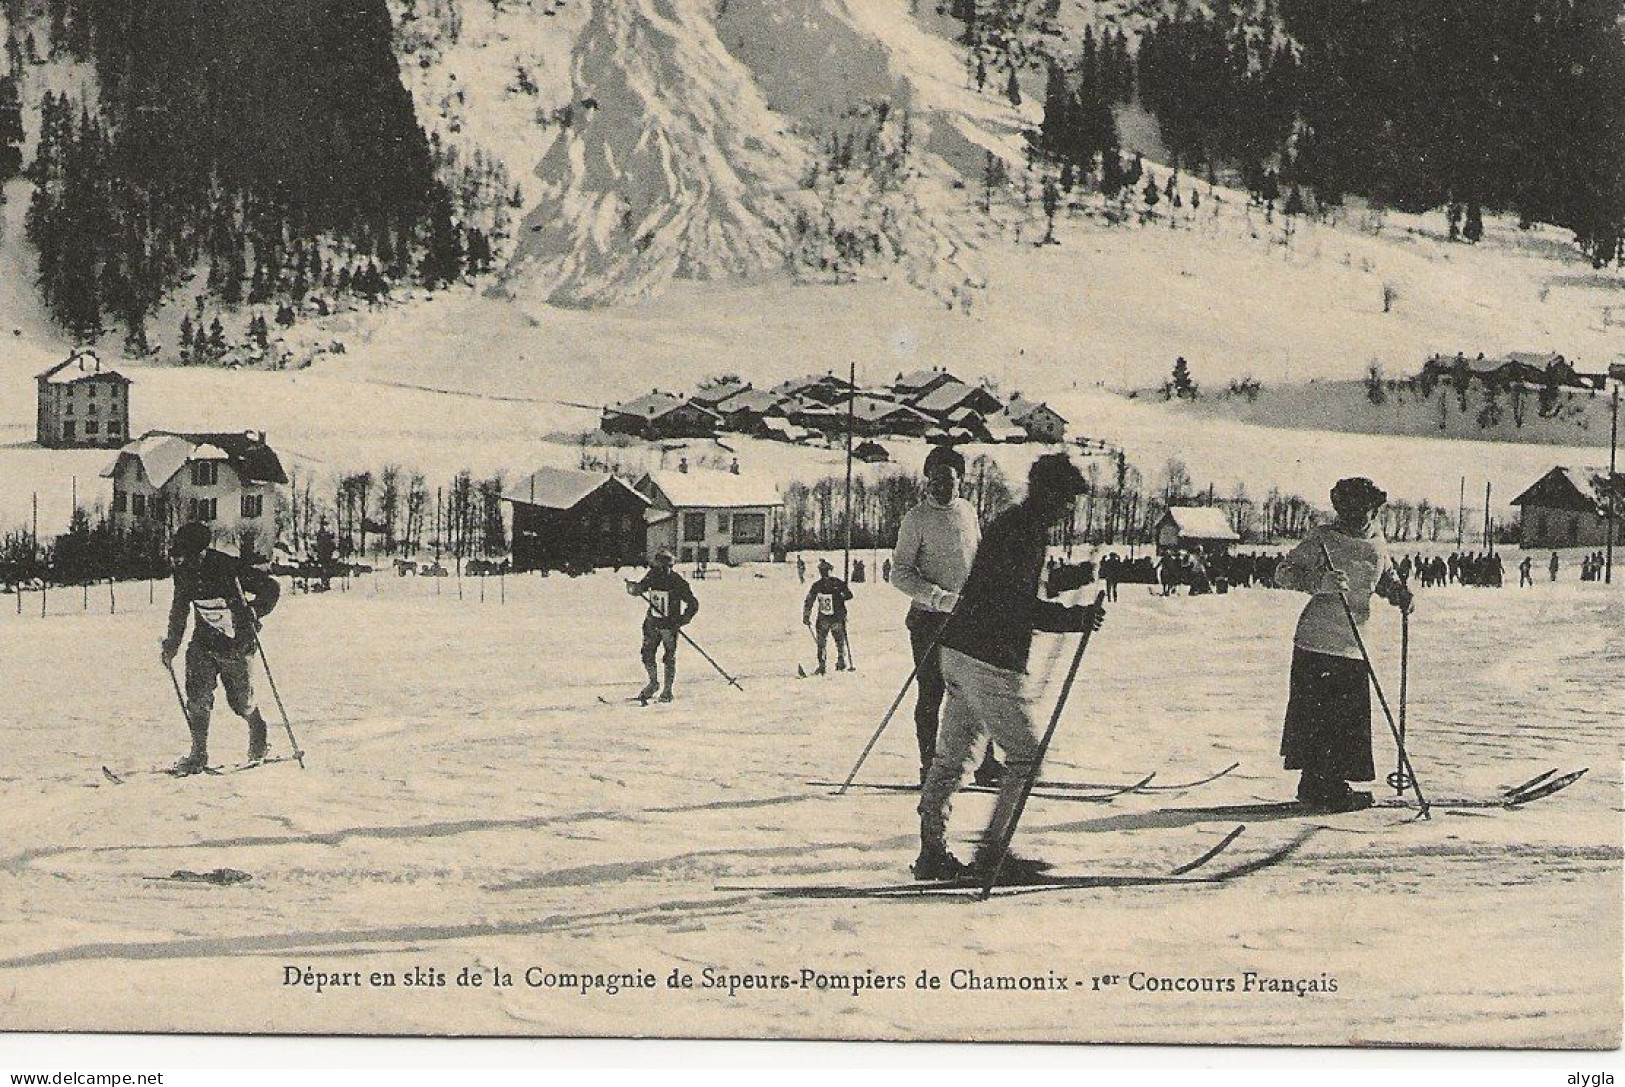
(502, 468, 651, 572)
(1155, 507, 1240, 554)
(1512, 466, 1625, 549)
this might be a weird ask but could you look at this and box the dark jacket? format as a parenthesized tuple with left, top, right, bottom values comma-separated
(633, 568, 699, 630)
(164, 550, 281, 658)
(803, 575, 853, 623)
(940, 503, 1082, 672)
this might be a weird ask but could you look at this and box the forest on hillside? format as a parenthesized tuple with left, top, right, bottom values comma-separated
(2, 0, 506, 347)
(992, 0, 1625, 266)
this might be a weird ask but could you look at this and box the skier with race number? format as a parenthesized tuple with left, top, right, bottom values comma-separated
(802, 558, 853, 674)
(159, 521, 282, 774)
(626, 548, 700, 703)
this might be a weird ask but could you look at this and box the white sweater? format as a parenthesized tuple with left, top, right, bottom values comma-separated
(1275, 523, 1392, 660)
(891, 497, 980, 613)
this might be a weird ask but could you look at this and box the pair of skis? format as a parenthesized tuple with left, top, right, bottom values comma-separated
(719, 825, 1317, 900)
(812, 762, 1242, 805)
(101, 755, 297, 784)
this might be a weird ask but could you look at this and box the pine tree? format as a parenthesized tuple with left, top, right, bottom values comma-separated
(0, 75, 24, 180)
(178, 312, 194, 363)
(1463, 199, 1483, 243)
(1004, 63, 1020, 106)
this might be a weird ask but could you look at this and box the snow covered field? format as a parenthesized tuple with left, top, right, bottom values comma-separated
(1, 563, 1617, 1044)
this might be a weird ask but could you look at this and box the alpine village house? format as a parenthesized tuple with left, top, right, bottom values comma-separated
(104, 430, 289, 560)
(36, 350, 131, 448)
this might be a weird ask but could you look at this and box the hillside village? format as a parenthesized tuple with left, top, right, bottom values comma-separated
(601, 367, 1068, 448)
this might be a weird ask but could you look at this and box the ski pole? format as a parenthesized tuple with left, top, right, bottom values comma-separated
(236, 579, 306, 768)
(834, 659, 922, 795)
(1316, 541, 1427, 815)
(978, 590, 1108, 899)
(164, 658, 190, 726)
(675, 627, 744, 691)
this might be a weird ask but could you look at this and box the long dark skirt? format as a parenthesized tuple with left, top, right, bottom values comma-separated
(1280, 648, 1375, 783)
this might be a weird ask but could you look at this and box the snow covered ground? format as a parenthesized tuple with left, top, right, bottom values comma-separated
(0, 562, 1617, 1044)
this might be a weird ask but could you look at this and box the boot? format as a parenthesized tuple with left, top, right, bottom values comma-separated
(246, 710, 269, 763)
(173, 715, 210, 775)
(911, 823, 968, 882)
(637, 662, 660, 703)
(971, 846, 1053, 886)
(972, 752, 1005, 788)
(659, 659, 676, 702)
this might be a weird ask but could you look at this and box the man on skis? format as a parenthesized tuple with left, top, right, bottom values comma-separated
(914, 454, 1106, 884)
(802, 558, 853, 674)
(159, 521, 282, 774)
(626, 548, 699, 703)
(892, 444, 1004, 787)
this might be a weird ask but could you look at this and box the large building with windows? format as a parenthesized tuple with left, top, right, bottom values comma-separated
(103, 430, 288, 560)
(1512, 466, 1625, 549)
(36, 350, 131, 448)
(636, 469, 780, 566)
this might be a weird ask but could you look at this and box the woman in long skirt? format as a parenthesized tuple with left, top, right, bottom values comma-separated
(1274, 477, 1414, 811)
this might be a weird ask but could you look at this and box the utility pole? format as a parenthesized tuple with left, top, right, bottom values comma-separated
(1457, 476, 1465, 548)
(1608, 381, 1620, 585)
(842, 361, 856, 582)
(1483, 481, 1493, 552)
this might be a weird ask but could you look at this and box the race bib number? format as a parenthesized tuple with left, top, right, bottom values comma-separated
(817, 594, 835, 616)
(647, 589, 670, 617)
(193, 598, 237, 639)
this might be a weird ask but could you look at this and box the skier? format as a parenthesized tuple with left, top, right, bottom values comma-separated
(802, 558, 853, 674)
(892, 444, 1004, 788)
(159, 521, 281, 774)
(1549, 551, 1560, 582)
(1273, 478, 1413, 812)
(913, 454, 1106, 883)
(1519, 556, 1533, 587)
(795, 555, 807, 584)
(626, 548, 699, 703)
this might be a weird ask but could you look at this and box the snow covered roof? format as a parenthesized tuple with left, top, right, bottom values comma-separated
(913, 381, 983, 415)
(892, 368, 958, 393)
(1158, 507, 1240, 542)
(980, 411, 1027, 442)
(692, 378, 750, 406)
(1006, 395, 1064, 424)
(1511, 466, 1625, 514)
(849, 396, 931, 424)
(102, 430, 287, 486)
(608, 391, 717, 420)
(717, 388, 783, 414)
(502, 467, 649, 511)
(37, 350, 130, 386)
(641, 469, 780, 510)
(762, 417, 812, 441)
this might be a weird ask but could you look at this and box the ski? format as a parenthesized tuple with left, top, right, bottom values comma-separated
(1374, 768, 1587, 811)
(101, 763, 222, 783)
(717, 826, 1314, 900)
(1503, 767, 1559, 799)
(223, 755, 298, 774)
(1033, 761, 1241, 793)
(811, 772, 1156, 804)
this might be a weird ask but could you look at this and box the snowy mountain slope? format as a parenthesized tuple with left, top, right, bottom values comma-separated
(499, 0, 809, 306)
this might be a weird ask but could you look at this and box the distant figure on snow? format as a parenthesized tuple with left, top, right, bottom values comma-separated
(1519, 556, 1533, 587)
(802, 558, 854, 674)
(626, 549, 699, 704)
(1549, 552, 1560, 583)
(795, 555, 807, 584)
(1273, 478, 1413, 812)
(160, 521, 282, 774)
